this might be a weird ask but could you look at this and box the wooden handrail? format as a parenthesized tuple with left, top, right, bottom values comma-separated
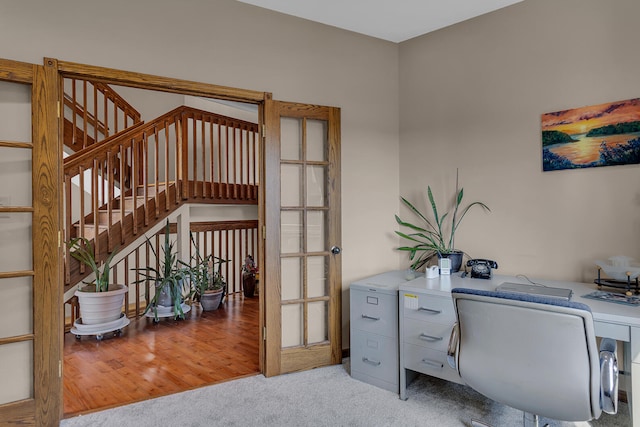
(63, 79, 142, 151)
(94, 81, 142, 123)
(64, 94, 108, 136)
(64, 122, 146, 172)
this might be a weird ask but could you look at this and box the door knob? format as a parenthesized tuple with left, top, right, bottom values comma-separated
(331, 246, 341, 255)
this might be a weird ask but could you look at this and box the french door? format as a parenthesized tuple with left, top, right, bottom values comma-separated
(263, 100, 342, 376)
(0, 57, 343, 425)
(0, 58, 62, 426)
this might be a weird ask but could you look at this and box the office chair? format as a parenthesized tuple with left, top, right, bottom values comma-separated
(447, 288, 618, 427)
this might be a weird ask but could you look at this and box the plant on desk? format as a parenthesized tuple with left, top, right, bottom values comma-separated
(395, 181, 489, 273)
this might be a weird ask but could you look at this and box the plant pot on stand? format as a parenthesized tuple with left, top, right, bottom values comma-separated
(71, 284, 130, 340)
(134, 220, 194, 322)
(75, 284, 128, 325)
(145, 281, 192, 322)
(67, 237, 130, 340)
(72, 285, 130, 340)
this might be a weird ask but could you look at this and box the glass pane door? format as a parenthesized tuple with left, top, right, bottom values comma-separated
(0, 80, 34, 406)
(264, 100, 341, 376)
(280, 117, 330, 348)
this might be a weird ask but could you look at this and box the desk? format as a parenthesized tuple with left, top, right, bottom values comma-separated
(398, 273, 640, 426)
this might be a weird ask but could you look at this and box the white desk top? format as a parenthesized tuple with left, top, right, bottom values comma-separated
(399, 273, 640, 329)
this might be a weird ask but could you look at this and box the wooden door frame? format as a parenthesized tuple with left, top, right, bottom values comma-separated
(3, 56, 342, 425)
(0, 58, 61, 426)
(51, 58, 271, 425)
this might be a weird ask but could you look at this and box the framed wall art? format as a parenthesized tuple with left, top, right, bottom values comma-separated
(541, 98, 640, 171)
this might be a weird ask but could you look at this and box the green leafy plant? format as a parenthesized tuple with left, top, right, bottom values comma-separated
(68, 237, 119, 292)
(395, 185, 489, 271)
(189, 232, 228, 299)
(134, 220, 194, 321)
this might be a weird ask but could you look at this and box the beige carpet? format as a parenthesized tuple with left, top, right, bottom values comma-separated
(61, 359, 630, 427)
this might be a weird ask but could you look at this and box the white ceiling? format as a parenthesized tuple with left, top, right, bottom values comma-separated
(235, 0, 523, 43)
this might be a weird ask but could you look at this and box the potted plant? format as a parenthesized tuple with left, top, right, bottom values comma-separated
(195, 259, 228, 311)
(68, 237, 127, 325)
(395, 183, 489, 273)
(134, 220, 194, 321)
(190, 233, 229, 311)
(241, 254, 258, 298)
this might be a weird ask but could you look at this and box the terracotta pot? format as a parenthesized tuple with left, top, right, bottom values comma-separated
(75, 284, 128, 325)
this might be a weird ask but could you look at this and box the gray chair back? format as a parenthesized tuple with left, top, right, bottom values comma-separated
(449, 288, 605, 422)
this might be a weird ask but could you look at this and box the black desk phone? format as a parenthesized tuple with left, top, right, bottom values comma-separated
(467, 259, 498, 279)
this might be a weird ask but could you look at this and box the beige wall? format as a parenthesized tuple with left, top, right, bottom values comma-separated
(0, 0, 400, 347)
(4, 0, 632, 357)
(399, 0, 640, 282)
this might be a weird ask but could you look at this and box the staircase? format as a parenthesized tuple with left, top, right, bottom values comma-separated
(63, 81, 260, 293)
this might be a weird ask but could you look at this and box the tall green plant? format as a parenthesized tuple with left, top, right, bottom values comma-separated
(395, 185, 489, 270)
(134, 220, 194, 321)
(68, 237, 119, 292)
(189, 232, 228, 299)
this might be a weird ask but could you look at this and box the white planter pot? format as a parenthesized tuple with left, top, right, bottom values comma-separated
(200, 289, 223, 311)
(75, 284, 128, 325)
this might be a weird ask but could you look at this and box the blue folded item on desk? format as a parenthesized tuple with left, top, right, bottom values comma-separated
(583, 290, 640, 306)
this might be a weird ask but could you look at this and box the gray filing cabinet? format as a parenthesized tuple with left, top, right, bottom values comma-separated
(398, 283, 464, 400)
(350, 270, 413, 393)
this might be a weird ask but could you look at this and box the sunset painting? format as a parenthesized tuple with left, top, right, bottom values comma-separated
(541, 98, 640, 171)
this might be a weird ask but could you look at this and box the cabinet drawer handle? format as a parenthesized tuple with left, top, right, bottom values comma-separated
(362, 357, 381, 366)
(419, 333, 443, 342)
(418, 307, 442, 315)
(361, 314, 380, 321)
(421, 358, 444, 369)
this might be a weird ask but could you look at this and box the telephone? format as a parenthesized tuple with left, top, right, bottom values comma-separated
(467, 259, 498, 279)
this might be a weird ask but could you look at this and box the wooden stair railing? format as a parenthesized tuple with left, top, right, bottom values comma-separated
(64, 105, 260, 291)
(63, 79, 142, 152)
(63, 220, 259, 329)
(189, 220, 259, 296)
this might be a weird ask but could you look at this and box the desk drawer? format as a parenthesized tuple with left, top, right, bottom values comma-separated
(594, 321, 630, 342)
(401, 292, 455, 324)
(351, 331, 398, 386)
(403, 342, 463, 384)
(403, 318, 453, 352)
(350, 289, 397, 338)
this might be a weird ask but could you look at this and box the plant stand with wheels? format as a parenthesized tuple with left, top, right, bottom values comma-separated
(70, 313, 130, 341)
(144, 303, 192, 323)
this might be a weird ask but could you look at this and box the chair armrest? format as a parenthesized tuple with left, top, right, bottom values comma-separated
(447, 322, 459, 371)
(599, 338, 619, 415)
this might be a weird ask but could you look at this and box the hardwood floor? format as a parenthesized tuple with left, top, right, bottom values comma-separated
(63, 294, 260, 418)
